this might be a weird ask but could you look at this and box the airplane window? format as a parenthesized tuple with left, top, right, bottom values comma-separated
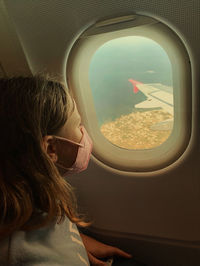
(68, 14, 191, 171)
(89, 36, 173, 150)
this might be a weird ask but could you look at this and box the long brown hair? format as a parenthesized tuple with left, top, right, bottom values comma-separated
(0, 75, 91, 239)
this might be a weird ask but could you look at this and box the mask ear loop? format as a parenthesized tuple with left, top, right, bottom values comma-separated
(53, 123, 85, 147)
(53, 135, 84, 147)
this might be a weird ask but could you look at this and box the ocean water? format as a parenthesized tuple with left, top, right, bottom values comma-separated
(89, 36, 173, 126)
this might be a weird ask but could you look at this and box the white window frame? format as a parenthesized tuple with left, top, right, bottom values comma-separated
(67, 14, 192, 172)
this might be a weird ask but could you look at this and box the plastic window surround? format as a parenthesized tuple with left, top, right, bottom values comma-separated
(67, 15, 191, 172)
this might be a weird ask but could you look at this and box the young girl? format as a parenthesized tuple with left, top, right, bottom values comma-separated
(0, 75, 134, 266)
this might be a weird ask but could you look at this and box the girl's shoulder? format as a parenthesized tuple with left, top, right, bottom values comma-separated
(0, 216, 89, 266)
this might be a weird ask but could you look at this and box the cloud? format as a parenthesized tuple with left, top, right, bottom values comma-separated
(146, 70, 156, 74)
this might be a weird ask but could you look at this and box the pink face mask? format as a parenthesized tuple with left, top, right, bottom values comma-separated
(53, 125, 93, 177)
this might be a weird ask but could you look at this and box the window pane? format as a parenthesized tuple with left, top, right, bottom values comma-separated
(89, 36, 173, 149)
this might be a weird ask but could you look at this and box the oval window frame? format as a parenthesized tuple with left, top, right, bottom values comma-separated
(67, 14, 192, 172)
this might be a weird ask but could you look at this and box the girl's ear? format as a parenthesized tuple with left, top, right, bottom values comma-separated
(42, 136, 58, 162)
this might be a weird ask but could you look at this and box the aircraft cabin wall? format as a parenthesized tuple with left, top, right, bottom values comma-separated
(0, 1, 200, 265)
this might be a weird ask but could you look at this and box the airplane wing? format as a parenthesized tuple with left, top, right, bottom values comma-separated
(134, 83, 174, 130)
(135, 83, 174, 115)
